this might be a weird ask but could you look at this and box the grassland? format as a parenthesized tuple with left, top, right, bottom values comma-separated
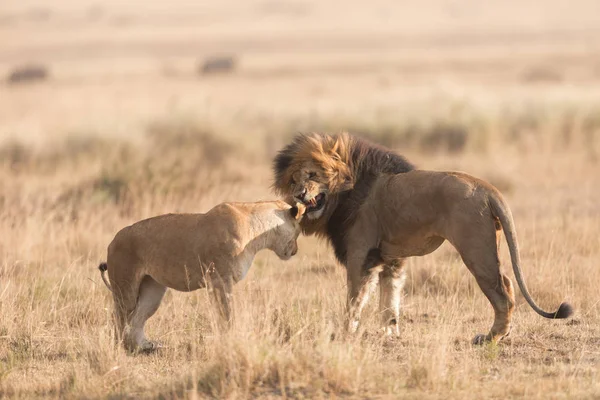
(1, 1, 600, 398)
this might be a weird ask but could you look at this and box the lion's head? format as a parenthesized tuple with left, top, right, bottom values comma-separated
(273, 133, 355, 221)
(273, 132, 415, 244)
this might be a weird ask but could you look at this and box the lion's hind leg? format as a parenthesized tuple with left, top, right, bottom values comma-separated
(452, 226, 515, 344)
(128, 276, 167, 352)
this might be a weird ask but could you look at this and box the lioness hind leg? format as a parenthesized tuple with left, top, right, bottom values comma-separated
(110, 276, 142, 349)
(128, 276, 167, 352)
(379, 259, 406, 337)
(454, 228, 515, 344)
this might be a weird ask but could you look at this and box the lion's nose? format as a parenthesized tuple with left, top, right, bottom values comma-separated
(296, 188, 307, 201)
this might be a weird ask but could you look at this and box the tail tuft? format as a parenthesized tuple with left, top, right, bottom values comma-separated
(98, 262, 112, 292)
(554, 302, 574, 319)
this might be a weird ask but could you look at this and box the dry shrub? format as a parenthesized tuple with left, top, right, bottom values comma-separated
(521, 65, 564, 84)
(0, 140, 33, 170)
(268, 101, 600, 157)
(1, 119, 243, 218)
(0, 135, 119, 174)
(273, 105, 487, 154)
(146, 119, 232, 167)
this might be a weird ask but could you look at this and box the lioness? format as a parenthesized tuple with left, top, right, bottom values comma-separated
(273, 132, 572, 344)
(99, 200, 304, 351)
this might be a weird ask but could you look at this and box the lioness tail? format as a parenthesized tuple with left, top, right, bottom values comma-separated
(98, 262, 113, 292)
(488, 192, 573, 319)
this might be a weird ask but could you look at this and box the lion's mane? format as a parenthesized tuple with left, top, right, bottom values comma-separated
(273, 132, 415, 263)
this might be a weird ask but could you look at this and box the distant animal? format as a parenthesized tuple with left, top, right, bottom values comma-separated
(7, 65, 48, 84)
(273, 132, 572, 344)
(99, 200, 304, 352)
(199, 55, 236, 75)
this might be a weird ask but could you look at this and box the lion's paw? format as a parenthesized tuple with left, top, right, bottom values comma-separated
(139, 340, 159, 353)
(348, 320, 360, 334)
(471, 334, 489, 346)
(381, 324, 400, 338)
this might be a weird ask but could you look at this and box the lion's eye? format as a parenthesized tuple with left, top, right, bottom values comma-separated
(308, 172, 317, 179)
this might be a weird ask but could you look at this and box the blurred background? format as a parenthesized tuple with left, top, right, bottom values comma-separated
(3, 1, 600, 154)
(3, 0, 600, 206)
(1, 1, 600, 397)
(2, 0, 600, 214)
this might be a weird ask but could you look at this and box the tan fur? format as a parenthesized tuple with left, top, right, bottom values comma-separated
(99, 200, 303, 352)
(274, 133, 572, 343)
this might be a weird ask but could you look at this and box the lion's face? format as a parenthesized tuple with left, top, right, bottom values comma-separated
(288, 163, 330, 220)
(273, 133, 354, 222)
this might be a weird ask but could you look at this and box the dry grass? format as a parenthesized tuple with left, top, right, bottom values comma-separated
(0, 114, 599, 399)
(1, 0, 600, 398)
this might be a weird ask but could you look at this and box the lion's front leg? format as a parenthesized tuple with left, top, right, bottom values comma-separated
(347, 267, 380, 334)
(346, 248, 384, 334)
(379, 259, 406, 337)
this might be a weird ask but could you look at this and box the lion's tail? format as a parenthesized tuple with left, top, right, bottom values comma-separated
(98, 262, 113, 292)
(488, 192, 573, 319)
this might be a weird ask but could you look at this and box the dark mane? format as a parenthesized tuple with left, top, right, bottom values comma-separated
(327, 136, 415, 263)
(272, 132, 415, 264)
(349, 136, 415, 180)
(272, 139, 297, 191)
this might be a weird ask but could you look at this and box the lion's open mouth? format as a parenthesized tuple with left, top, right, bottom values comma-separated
(303, 193, 326, 213)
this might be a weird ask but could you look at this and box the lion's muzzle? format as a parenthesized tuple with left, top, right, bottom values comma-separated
(295, 192, 326, 215)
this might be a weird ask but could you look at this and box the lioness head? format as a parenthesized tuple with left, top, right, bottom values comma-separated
(273, 133, 354, 221)
(271, 203, 305, 260)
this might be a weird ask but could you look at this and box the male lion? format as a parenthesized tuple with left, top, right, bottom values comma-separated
(273, 132, 572, 344)
(98, 200, 304, 351)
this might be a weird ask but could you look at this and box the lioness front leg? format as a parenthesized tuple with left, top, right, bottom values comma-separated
(379, 259, 406, 337)
(206, 269, 234, 331)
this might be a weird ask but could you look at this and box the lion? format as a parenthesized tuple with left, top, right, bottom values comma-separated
(273, 132, 573, 344)
(98, 200, 304, 351)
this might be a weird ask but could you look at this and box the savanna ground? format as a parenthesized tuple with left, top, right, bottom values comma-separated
(1, 0, 600, 398)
